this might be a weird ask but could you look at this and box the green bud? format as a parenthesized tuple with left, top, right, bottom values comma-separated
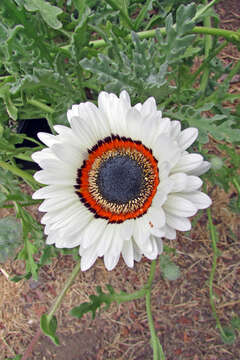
(210, 156, 224, 171)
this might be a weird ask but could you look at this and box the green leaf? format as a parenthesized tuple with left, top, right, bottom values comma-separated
(159, 254, 181, 281)
(231, 316, 240, 330)
(0, 84, 18, 120)
(0, 192, 7, 206)
(71, 5, 91, 61)
(0, 216, 22, 263)
(17, 239, 38, 280)
(70, 285, 116, 319)
(134, 0, 153, 31)
(5, 355, 22, 360)
(176, 3, 196, 35)
(11, 272, 32, 282)
(39, 245, 58, 266)
(40, 314, 60, 345)
(221, 327, 236, 345)
(81, 32, 174, 100)
(23, 0, 63, 29)
(165, 103, 240, 144)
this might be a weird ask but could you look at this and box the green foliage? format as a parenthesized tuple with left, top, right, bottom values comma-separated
(40, 314, 60, 345)
(22, 0, 63, 29)
(206, 143, 240, 192)
(231, 316, 240, 331)
(219, 316, 240, 345)
(0, 216, 22, 263)
(221, 326, 236, 345)
(5, 355, 22, 360)
(70, 285, 117, 319)
(165, 103, 240, 145)
(81, 3, 198, 101)
(0, 1, 239, 354)
(159, 254, 181, 281)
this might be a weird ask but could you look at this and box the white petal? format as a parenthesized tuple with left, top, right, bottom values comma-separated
(139, 115, 160, 148)
(133, 103, 142, 111)
(154, 135, 181, 167)
(162, 224, 176, 240)
(177, 128, 198, 151)
(98, 92, 128, 136)
(133, 220, 152, 252)
(179, 191, 212, 209)
(78, 102, 110, 140)
(127, 108, 143, 141)
(122, 240, 134, 267)
(158, 162, 170, 181)
(95, 223, 115, 257)
(67, 104, 79, 120)
(141, 97, 157, 117)
(166, 213, 191, 231)
(55, 231, 83, 248)
(184, 176, 202, 192)
(81, 218, 107, 249)
(34, 170, 75, 185)
(41, 202, 88, 225)
(54, 125, 72, 136)
(103, 231, 123, 270)
(164, 194, 197, 217)
(120, 90, 131, 106)
(60, 210, 93, 238)
(143, 236, 159, 260)
(46, 233, 57, 245)
(51, 143, 83, 167)
(70, 116, 97, 149)
(80, 245, 98, 271)
(150, 227, 165, 237)
(119, 219, 135, 240)
(157, 178, 174, 197)
(38, 195, 77, 212)
(132, 240, 142, 262)
(53, 125, 80, 147)
(152, 180, 173, 210)
(170, 121, 181, 139)
(188, 161, 211, 176)
(157, 117, 171, 136)
(104, 252, 120, 271)
(37, 132, 57, 147)
(169, 173, 187, 192)
(148, 206, 166, 229)
(32, 185, 72, 199)
(171, 154, 203, 173)
(108, 231, 124, 257)
(156, 238, 163, 254)
(32, 148, 57, 165)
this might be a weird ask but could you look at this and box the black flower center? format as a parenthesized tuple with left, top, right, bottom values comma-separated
(97, 155, 144, 204)
(75, 135, 159, 223)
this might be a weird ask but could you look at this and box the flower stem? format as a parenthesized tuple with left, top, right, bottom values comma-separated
(145, 260, 165, 360)
(86, 26, 240, 49)
(232, 177, 240, 195)
(199, 0, 213, 93)
(48, 261, 81, 320)
(27, 98, 55, 114)
(207, 207, 228, 341)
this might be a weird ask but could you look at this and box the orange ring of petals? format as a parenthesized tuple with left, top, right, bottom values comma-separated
(75, 136, 159, 223)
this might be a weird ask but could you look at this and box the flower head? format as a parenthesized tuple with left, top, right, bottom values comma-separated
(32, 91, 211, 271)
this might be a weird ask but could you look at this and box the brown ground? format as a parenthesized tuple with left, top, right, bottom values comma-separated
(1, 1, 240, 359)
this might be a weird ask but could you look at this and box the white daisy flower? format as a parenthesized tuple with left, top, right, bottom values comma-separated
(32, 91, 212, 271)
